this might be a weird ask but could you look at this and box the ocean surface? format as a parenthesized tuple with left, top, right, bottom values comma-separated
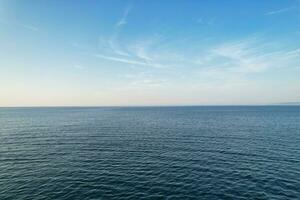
(0, 106, 299, 200)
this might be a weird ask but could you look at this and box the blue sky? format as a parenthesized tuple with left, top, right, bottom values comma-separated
(1, 0, 300, 106)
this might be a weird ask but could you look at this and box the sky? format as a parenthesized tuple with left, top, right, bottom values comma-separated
(1, 0, 300, 106)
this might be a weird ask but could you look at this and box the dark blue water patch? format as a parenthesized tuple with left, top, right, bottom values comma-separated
(0, 106, 300, 200)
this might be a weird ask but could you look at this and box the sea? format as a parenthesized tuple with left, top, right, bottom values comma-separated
(0, 106, 299, 200)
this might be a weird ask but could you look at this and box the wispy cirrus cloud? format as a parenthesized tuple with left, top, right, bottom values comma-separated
(95, 6, 300, 86)
(95, 54, 149, 66)
(20, 24, 39, 31)
(97, 33, 300, 79)
(0, 18, 39, 31)
(196, 37, 300, 82)
(74, 65, 85, 70)
(196, 17, 215, 25)
(119, 72, 168, 87)
(116, 6, 131, 28)
(130, 79, 167, 87)
(95, 53, 170, 69)
(96, 7, 173, 69)
(97, 6, 132, 57)
(265, 6, 294, 15)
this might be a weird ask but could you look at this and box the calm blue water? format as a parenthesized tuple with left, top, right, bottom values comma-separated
(0, 106, 299, 200)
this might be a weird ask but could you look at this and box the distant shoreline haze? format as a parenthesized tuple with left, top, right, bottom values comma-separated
(278, 102, 300, 105)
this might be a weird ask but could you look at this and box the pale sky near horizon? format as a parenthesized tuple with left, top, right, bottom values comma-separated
(1, 0, 300, 106)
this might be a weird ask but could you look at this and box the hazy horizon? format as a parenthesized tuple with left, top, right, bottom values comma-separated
(1, 0, 300, 106)
(1, 102, 300, 108)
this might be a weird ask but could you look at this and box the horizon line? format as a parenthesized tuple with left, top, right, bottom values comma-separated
(1, 104, 300, 108)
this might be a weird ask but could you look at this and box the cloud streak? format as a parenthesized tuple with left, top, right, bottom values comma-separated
(96, 6, 300, 86)
(265, 7, 294, 15)
(0, 18, 39, 31)
(97, 9, 173, 69)
(21, 24, 39, 31)
(97, 6, 133, 57)
(95, 53, 169, 68)
(95, 54, 149, 66)
(196, 17, 215, 25)
(195, 37, 300, 82)
(116, 6, 131, 28)
(96, 33, 300, 81)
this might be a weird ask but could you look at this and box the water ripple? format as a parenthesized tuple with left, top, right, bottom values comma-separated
(0, 106, 300, 199)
